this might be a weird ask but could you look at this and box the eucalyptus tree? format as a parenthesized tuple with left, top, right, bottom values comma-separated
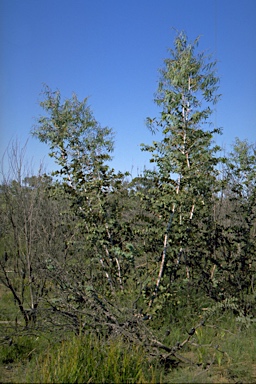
(141, 32, 222, 307)
(33, 88, 113, 285)
(32, 86, 146, 336)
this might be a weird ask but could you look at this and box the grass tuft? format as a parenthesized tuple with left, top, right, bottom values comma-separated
(25, 333, 162, 383)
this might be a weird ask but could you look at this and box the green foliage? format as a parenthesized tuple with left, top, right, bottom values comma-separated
(211, 138, 256, 312)
(26, 333, 162, 383)
(32, 86, 135, 297)
(1, 29, 256, 384)
(34, 85, 114, 171)
(141, 31, 223, 307)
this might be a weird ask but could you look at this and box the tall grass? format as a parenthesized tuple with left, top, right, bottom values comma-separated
(163, 314, 256, 383)
(26, 333, 162, 383)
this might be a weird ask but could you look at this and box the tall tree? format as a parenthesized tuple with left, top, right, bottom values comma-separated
(141, 31, 222, 307)
(32, 86, 133, 294)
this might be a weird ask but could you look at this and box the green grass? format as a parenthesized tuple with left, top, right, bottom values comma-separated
(0, 336, 37, 365)
(13, 319, 254, 384)
(1, 324, 256, 383)
(25, 333, 162, 383)
(1, 281, 256, 383)
(163, 314, 256, 383)
(0, 284, 18, 322)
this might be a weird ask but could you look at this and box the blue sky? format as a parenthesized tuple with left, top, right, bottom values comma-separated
(1, 0, 255, 177)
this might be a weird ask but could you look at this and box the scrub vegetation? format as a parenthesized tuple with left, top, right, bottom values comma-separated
(1, 31, 255, 383)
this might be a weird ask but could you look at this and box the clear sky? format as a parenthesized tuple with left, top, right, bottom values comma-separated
(1, 0, 255, 177)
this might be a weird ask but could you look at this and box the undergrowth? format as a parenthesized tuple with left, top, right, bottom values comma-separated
(25, 333, 162, 383)
(1, 281, 256, 384)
